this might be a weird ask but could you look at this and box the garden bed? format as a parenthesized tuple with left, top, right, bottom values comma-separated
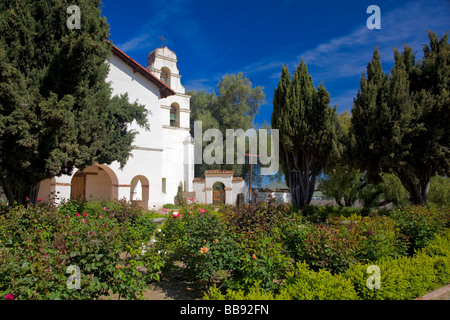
(1, 198, 449, 300)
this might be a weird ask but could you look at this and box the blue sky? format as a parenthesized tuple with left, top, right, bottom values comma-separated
(101, 0, 449, 126)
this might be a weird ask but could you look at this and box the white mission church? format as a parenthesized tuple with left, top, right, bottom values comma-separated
(22, 44, 248, 208)
(33, 44, 196, 209)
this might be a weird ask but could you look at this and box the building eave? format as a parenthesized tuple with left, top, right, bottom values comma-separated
(107, 41, 176, 99)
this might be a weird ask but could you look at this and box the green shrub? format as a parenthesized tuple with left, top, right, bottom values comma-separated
(429, 175, 450, 207)
(303, 204, 365, 222)
(276, 262, 359, 300)
(301, 223, 357, 274)
(204, 283, 275, 300)
(226, 236, 292, 291)
(162, 203, 181, 209)
(343, 229, 450, 300)
(155, 204, 239, 285)
(331, 215, 409, 263)
(280, 220, 312, 261)
(220, 199, 295, 291)
(205, 262, 359, 300)
(298, 215, 408, 274)
(221, 198, 293, 239)
(389, 206, 450, 252)
(0, 199, 163, 300)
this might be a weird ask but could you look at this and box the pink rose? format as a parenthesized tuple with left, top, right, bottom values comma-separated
(5, 293, 14, 300)
(200, 209, 206, 213)
(172, 211, 179, 218)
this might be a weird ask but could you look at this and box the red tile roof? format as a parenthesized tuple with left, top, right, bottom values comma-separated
(106, 41, 176, 99)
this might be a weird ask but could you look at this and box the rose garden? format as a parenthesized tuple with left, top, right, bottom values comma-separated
(0, 1, 449, 302)
(1, 195, 448, 300)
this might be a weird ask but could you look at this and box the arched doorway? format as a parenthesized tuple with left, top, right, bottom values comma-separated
(70, 164, 118, 201)
(130, 175, 149, 209)
(212, 182, 225, 205)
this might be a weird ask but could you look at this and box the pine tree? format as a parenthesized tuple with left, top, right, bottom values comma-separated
(272, 61, 340, 208)
(0, 0, 147, 205)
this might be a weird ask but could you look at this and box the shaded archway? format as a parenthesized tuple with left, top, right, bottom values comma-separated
(212, 181, 225, 205)
(130, 175, 149, 209)
(160, 67, 171, 87)
(170, 102, 180, 127)
(70, 164, 118, 201)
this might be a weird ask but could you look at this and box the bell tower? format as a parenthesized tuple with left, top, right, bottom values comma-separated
(146, 44, 194, 197)
(146, 46, 185, 94)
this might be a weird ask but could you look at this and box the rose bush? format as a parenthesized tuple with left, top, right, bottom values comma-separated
(388, 205, 450, 253)
(0, 199, 163, 300)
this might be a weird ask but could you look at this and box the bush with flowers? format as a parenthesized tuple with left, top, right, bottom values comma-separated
(156, 198, 450, 297)
(387, 205, 450, 253)
(297, 215, 409, 274)
(155, 199, 297, 292)
(0, 198, 164, 300)
(154, 203, 240, 288)
(205, 229, 450, 300)
(219, 199, 297, 290)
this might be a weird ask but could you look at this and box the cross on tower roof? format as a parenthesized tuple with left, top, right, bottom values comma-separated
(159, 35, 167, 48)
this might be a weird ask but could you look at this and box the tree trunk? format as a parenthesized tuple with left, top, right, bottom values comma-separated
(291, 151, 316, 209)
(2, 183, 41, 206)
(363, 190, 383, 208)
(394, 168, 431, 205)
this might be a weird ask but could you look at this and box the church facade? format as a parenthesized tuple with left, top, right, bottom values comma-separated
(35, 45, 195, 209)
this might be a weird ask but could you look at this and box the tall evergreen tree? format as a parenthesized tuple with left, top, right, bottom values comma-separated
(0, 0, 147, 204)
(272, 61, 340, 208)
(350, 32, 449, 205)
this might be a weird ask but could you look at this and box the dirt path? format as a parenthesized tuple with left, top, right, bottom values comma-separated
(102, 266, 206, 300)
(143, 273, 205, 300)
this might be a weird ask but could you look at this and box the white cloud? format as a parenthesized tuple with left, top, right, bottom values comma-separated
(297, 0, 450, 80)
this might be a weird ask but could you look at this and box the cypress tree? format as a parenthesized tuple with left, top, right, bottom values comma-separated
(350, 32, 449, 205)
(272, 61, 339, 208)
(0, 0, 147, 205)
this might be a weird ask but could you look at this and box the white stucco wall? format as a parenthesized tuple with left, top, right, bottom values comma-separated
(193, 174, 248, 206)
(232, 180, 248, 205)
(40, 46, 194, 209)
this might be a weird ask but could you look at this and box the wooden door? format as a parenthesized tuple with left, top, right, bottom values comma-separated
(213, 190, 225, 205)
(71, 173, 86, 199)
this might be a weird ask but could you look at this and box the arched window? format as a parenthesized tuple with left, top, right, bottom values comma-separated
(170, 103, 180, 127)
(160, 67, 171, 87)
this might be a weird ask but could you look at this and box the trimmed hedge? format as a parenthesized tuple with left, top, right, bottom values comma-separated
(204, 229, 450, 300)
